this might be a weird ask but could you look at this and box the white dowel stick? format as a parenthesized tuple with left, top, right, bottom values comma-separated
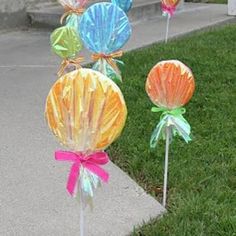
(79, 188, 84, 236)
(165, 14, 170, 43)
(163, 126, 170, 208)
(99, 58, 106, 75)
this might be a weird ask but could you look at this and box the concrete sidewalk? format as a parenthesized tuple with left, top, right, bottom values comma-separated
(0, 3, 235, 236)
(0, 47, 165, 235)
(28, 0, 162, 27)
(0, 4, 235, 67)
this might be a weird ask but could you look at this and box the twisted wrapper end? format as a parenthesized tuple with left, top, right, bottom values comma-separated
(91, 51, 123, 76)
(60, 6, 85, 24)
(150, 107, 192, 148)
(57, 57, 84, 77)
(161, 3, 176, 17)
(55, 150, 110, 197)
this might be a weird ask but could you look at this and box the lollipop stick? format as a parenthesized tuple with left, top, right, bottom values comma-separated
(99, 58, 106, 75)
(163, 126, 170, 207)
(79, 187, 84, 236)
(165, 14, 170, 43)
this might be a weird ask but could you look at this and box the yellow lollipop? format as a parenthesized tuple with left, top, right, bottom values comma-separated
(45, 68, 127, 199)
(45, 68, 127, 152)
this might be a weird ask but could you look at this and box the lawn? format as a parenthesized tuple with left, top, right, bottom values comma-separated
(209, 0, 227, 3)
(186, 0, 227, 4)
(108, 24, 236, 236)
(207, 0, 227, 3)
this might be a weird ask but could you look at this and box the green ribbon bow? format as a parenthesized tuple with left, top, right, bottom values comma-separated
(150, 106, 192, 148)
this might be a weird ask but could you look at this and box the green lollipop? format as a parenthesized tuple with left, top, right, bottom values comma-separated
(50, 26, 82, 59)
(50, 26, 83, 77)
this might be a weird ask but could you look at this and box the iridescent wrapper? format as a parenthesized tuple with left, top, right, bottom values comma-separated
(45, 68, 127, 206)
(146, 60, 195, 147)
(111, 0, 133, 13)
(79, 2, 131, 83)
(50, 26, 82, 59)
(50, 26, 83, 76)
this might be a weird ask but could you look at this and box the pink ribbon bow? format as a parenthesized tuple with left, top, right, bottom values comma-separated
(78, 0, 87, 8)
(55, 150, 110, 196)
(161, 3, 176, 17)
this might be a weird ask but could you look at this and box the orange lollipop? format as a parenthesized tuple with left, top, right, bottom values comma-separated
(146, 60, 195, 109)
(161, 0, 181, 42)
(46, 68, 127, 152)
(146, 60, 195, 208)
(162, 0, 180, 8)
(161, 0, 180, 17)
(45, 68, 127, 205)
(146, 60, 195, 147)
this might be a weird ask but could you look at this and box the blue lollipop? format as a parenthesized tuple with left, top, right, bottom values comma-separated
(111, 0, 133, 13)
(79, 2, 132, 83)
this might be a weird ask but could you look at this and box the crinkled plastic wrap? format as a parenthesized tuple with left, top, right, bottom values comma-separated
(79, 3, 131, 83)
(59, 0, 87, 8)
(45, 68, 127, 204)
(59, 0, 87, 29)
(50, 26, 82, 59)
(161, 0, 180, 16)
(79, 3, 131, 54)
(111, 0, 133, 13)
(46, 68, 127, 151)
(162, 0, 180, 7)
(146, 60, 195, 148)
(92, 58, 124, 84)
(146, 60, 195, 109)
(64, 0, 86, 33)
(66, 14, 81, 32)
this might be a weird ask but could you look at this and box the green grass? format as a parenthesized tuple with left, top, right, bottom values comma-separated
(209, 0, 227, 3)
(108, 24, 236, 235)
(186, 0, 227, 3)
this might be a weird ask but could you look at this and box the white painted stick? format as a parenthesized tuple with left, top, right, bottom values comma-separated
(163, 126, 170, 208)
(165, 14, 170, 43)
(99, 58, 106, 75)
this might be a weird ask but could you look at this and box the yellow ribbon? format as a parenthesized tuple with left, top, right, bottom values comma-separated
(60, 5, 85, 24)
(57, 57, 84, 77)
(91, 51, 123, 75)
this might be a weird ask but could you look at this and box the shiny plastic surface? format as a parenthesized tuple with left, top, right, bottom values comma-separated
(45, 68, 127, 152)
(111, 0, 133, 12)
(66, 14, 81, 32)
(50, 26, 82, 59)
(161, 0, 180, 7)
(92, 58, 122, 84)
(79, 2, 131, 54)
(59, 0, 87, 8)
(146, 60, 195, 109)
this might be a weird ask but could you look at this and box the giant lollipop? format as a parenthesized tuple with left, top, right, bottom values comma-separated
(79, 2, 132, 84)
(50, 26, 83, 77)
(59, 0, 87, 25)
(45, 68, 127, 235)
(146, 60, 195, 207)
(161, 0, 181, 43)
